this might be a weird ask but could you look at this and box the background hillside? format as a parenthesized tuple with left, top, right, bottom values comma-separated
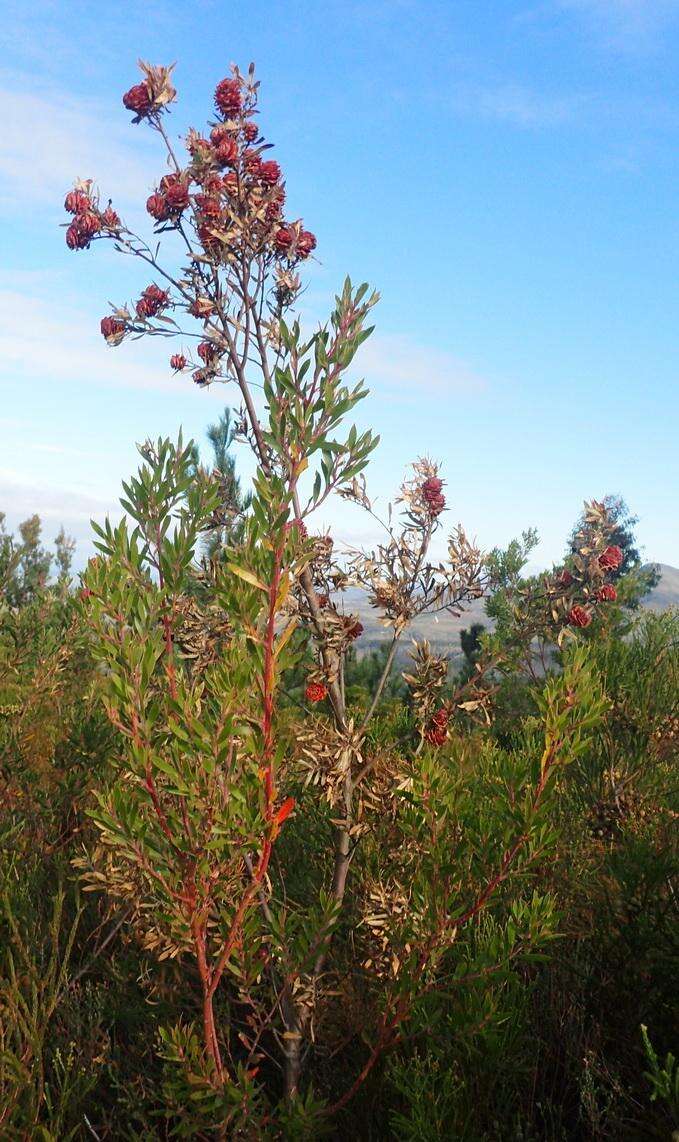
(348, 563, 677, 663)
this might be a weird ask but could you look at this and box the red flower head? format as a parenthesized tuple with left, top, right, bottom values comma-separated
(421, 476, 445, 516)
(186, 132, 210, 158)
(197, 223, 221, 257)
(274, 225, 294, 255)
(66, 222, 89, 250)
(424, 725, 447, 747)
(558, 568, 574, 588)
(599, 545, 623, 572)
(568, 604, 592, 629)
(210, 124, 231, 146)
(315, 593, 329, 609)
(195, 195, 221, 221)
(432, 707, 450, 728)
(100, 316, 126, 342)
(305, 681, 328, 704)
(192, 368, 209, 387)
(597, 584, 617, 602)
(146, 192, 170, 221)
(170, 353, 187, 372)
(215, 77, 242, 117)
(345, 618, 364, 641)
(101, 205, 121, 229)
(189, 296, 216, 318)
(77, 211, 101, 239)
(297, 230, 317, 259)
(244, 150, 262, 177)
(135, 284, 169, 319)
(243, 120, 258, 142)
(159, 173, 181, 193)
(259, 160, 281, 187)
(165, 181, 190, 212)
(215, 137, 238, 168)
(266, 186, 286, 222)
(123, 82, 152, 118)
(64, 188, 91, 215)
(201, 172, 225, 195)
(223, 172, 239, 196)
(66, 210, 100, 249)
(197, 340, 219, 363)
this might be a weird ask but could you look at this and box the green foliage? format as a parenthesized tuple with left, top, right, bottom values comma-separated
(641, 1024, 679, 1127)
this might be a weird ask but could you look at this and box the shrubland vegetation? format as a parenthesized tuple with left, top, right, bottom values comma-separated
(0, 60, 676, 1140)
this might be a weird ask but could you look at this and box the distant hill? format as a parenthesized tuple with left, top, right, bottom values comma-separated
(345, 563, 678, 663)
(643, 564, 679, 612)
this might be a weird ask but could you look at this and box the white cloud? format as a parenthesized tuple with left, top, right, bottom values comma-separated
(0, 466, 120, 562)
(355, 332, 486, 395)
(0, 281, 200, 395)
(451, 81, 585, 127)
(0, 74, 158, 213)
(529, 0, 679, 51)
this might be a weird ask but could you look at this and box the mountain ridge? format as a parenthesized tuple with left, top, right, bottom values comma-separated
(346, 563, 677, 662)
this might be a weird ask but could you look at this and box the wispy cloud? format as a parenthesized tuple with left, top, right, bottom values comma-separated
(0, 466, 120, 559)
(450, 81, 586, 127)
(524, 0, 679, 52)
(0, 74, 156, 213)
(0, 281, 205, 396)
(356, 333, 487, 396)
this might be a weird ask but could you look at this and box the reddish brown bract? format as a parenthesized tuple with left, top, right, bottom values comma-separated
(146, 192, 170, 221)
(136, 284, 169, 319)
(568, 605, 592, 629)
(305, 681, 328, 703)
(170, 354, 187, 372)
(298, 230, 317, 259)
(599, 545, 623, 572)
(424, 724, 448, 747)
(597, 584, 617, 602)
(274, 226, 294, 254)
(421, 476, 445, 516)
(215, 77, 242, 117)
(64, 189, 91, 214)
(197, 340, 219, 363)
(101, 206, 121, 229)
(123, 82, 152, 117)
(165, 182, 190, 211)
(215, 137, 238, 168)
(100, 316, 126, 341)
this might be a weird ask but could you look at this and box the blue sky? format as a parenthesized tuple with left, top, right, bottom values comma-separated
(1, 0, 678, 570)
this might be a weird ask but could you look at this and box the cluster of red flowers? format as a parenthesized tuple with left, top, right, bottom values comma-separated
(136, 284, 169, 319)
(64, 187, 120, 249)
(305, 681, 328, 704)
(65, 64, 320, 385)
(146, 173, 191, 222)
(562, 545, 623, 629)
(424, 707, 449, 747)
(141, 74, 317, 267)
(64, 190, 101, 250)
(421, 476, 446, 517)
